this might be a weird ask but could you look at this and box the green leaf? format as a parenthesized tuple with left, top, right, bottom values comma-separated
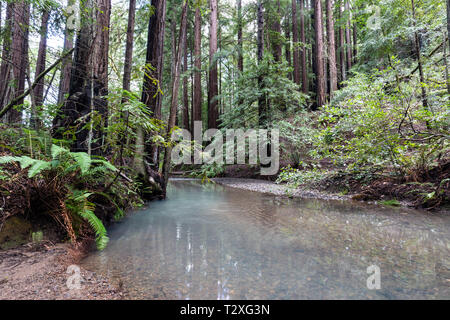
(71, 152, 92, 175)
(51, 144, 69, 159)
(28, 160, 52, 178)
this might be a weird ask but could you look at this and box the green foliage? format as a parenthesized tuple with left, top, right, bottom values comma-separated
(312, 67, 449, 175)
(65, 190, 109, 250)
(276, 165, 327, 188)
(0, 144, 119, 250)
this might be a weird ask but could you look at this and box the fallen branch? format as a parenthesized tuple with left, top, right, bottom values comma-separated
(0, 48, 75, 119)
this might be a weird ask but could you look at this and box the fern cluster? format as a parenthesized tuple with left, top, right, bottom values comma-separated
(0, 144, 119, 250)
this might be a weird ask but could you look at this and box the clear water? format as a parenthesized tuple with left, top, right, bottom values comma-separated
(81, 179, 450, 299)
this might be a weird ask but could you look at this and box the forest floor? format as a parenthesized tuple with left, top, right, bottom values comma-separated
(0, 242, 124, 300)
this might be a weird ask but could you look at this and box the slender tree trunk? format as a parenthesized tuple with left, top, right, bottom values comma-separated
(208, 0, 219, 129)
(326, 0, 338, 96)
(162, 0, 189, 185)
(300, 0, 308, 93)
(237, 0, 243, 74)
(271, 0, 282, 62)
(444, 29, 450, 94)
(338, 3, 346, 84)
(183, 25, 190, 131)
(411, 0, 428, 110)
(353, 20, 357, 64)
(345, 0, 352, 72)
(193, 5, 202, 129)
(285, 12, 292, 79)
(32, 9, 50, 130)
(122, 0, 136, 97)
(447, 0, 450, 53)
(257, 0, 267, 127)
(292, 0, 300, 86)
(313, 0, 325, 109)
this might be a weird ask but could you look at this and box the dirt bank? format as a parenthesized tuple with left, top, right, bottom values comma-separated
(0, 243, 123, 300)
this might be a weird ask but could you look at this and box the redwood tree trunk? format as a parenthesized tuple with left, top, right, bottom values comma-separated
(237, 0, 243, 74)
(52, 0, 111, 154)
(162, 0, 189, 185)
(208, 0, 219, 129)
(9, 0, 30, 124)
(338, 3, 346, 84)
(141, 0, 167, 121)
(326, 0, 338, 95)
(32, 9, 50, 129)
(0, 3, 13, 121)
(345, 0, 352, 72)
(57, 17, 74, 105)
(313, 0, 325, 109)
(292, 0, 300, 86)
(122, 0, 136, 97)
(183, 26, 190, 131)
(300, 0, 308, 93)
(257, 0, 267, 128)
(192, 5, 202, 129)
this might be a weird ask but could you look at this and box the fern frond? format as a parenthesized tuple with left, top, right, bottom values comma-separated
(28, 160, 52, 178)
(91, 159, 118, 172)
(51, 144, 69, 159)
(70, 152, 92, 175)
(78, 208, 109, 250)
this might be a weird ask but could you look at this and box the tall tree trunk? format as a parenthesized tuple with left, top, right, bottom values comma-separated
(338, 3, 346, 84)
(122, 0, 136, 97)
(183, 25, 190, 131)
(411, 0, 428, 110)
(345, 0, 352, 72)
(162, 0, 189, 185)
(257, 0, 267, 128)
(313, 0, 325, 109)
(32, 9, 50, 130)
(141, 0, 167, 121)
(237, 0, 243, 74)
(271, 0, 282, 62)
(0, 2, 13, 121)
(285, 12, 292, 79)
(353, 20, 357, 64)
(310, 0, 316, 96)
(140, 0, 167, 168)
(447, 0, 450, 53)
(292, 0, 300, 86)
(300, 0, 308, 93)
(57, 13, 74, 106)
(193, 5, 202, 129)
(208, 0, 219, 129)
(52, 0, 111, 155)
(326, 0, 338, 96)
(9, 0, 30, 124)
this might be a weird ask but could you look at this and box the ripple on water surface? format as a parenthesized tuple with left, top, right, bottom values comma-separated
(82, 179, 450, 300)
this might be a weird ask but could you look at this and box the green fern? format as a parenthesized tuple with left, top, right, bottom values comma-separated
(67, 190, 109, 250)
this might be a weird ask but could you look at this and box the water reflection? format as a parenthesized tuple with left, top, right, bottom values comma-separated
(82, 179, 450, 299)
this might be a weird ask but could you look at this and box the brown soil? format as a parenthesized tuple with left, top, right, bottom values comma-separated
(0, 242, 123, 300)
